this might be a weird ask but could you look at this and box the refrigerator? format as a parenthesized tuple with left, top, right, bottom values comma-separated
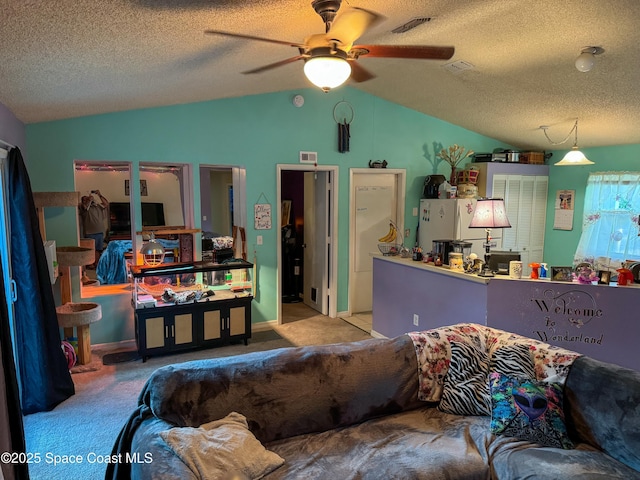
(418, 198, 502, 257)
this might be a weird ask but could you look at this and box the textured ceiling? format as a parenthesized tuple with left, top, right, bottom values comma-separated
(1, 0, 639, 150)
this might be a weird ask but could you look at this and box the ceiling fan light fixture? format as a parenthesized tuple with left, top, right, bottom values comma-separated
(303, 49, 351, 92)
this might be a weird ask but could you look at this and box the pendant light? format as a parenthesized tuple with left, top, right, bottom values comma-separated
(539, 119, 594, 166)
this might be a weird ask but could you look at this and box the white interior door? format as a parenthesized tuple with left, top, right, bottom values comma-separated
(302, 171, 329, 315)
(349, 169, 405, 314)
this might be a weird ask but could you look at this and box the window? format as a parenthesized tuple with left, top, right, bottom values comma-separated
(574, 172, 640, 270)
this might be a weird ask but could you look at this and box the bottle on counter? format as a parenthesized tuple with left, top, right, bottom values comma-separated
(539, 263, 549, 280)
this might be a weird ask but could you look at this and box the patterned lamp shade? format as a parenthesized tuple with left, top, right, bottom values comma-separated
(469, 198, 512, 229)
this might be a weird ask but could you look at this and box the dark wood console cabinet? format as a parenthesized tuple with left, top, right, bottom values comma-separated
(131, 259, 253, 361)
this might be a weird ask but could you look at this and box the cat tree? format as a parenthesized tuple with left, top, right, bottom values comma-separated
(33, 192, 102, 365)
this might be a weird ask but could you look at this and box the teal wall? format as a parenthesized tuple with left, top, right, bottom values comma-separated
(544, 143, 640, 267)
(25, 87, 511, 344)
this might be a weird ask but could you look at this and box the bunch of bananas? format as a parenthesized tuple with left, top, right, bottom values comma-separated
(378, 221, 398, 243)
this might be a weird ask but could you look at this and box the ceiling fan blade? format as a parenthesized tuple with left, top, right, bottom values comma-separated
(353, 44, 455, 60)
(205, 30, 305, 49)
(242, 55, 306, 74)
(348, 60, 376, 83)
(327, 7, 384, 47)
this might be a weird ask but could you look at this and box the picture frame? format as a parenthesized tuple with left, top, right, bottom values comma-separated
(125, 179, 149, 196)
(254, 203, 272, 230)
(551, 266, 573, 282)
(597, 270, 611, 285)
(281, 200, 292, 227)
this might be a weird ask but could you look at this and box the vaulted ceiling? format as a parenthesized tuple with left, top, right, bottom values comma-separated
(2, 0, 638, 150)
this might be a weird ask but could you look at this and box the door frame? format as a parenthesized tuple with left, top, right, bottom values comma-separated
(348, 168, 406, 317)
(276, 164, 339, 324)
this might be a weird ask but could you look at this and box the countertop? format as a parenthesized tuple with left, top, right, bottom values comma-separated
(374, 255, 637, 288)
(373, 255, 490, 284)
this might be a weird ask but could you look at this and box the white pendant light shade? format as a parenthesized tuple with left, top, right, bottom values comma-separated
(540, 118, 595, 166)
(555, 146, 594, 166)
(304, 55, 351, 92)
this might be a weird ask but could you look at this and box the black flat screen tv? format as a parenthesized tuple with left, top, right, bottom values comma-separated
(109, 202, 165, 235)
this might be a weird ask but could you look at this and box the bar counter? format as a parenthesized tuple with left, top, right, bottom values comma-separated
(372, 255, 640, 371)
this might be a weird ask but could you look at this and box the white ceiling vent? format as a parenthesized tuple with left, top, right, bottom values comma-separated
(442, 60, 475, 75)
(391, 17, 432, 34)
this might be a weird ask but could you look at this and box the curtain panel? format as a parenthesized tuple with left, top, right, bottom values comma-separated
(574, 172, 640, 270)
(8, 148, 74, 414)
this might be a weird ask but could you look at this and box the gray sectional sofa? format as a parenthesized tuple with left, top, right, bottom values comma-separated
(107, 324, 640, 479)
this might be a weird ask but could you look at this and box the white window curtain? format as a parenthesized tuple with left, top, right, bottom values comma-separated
(574, 172, 640, 271)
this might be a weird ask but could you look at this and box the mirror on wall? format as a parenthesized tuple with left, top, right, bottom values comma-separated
(199, 165, 247, 262)
(200, 166, 233, 237)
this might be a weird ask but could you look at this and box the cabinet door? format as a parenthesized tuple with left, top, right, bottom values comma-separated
(145, 316, 166, 349)
(229, 305, 247, 336)
(174, 313, 194, 345)
(203, 309, 222, 341)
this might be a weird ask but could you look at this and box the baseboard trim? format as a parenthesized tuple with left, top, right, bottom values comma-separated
(370, 329, 388, 339)
(92, 339, 137, 351)
(252, 320, 278, 332)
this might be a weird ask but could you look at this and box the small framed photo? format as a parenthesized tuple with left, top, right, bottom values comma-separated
(551, 266, 573, 282)
(598, 270, 611, 285)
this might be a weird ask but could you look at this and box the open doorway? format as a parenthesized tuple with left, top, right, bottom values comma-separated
(277, 165, 338, 325)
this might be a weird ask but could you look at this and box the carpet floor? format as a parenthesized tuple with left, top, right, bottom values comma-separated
(23, 314, 372, 480)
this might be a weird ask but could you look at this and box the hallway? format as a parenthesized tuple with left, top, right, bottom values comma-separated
(282, 302, 372, 335)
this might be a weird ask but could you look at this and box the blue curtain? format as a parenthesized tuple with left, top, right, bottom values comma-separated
(0, 251, 28, 478)
(8, 147, 74, 414)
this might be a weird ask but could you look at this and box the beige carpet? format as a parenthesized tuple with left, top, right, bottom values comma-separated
(23, 315, 371, 480)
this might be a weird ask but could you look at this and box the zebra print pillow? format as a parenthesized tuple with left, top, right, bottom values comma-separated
(490, 344, 535, 380)
(438, 341, 491, 416)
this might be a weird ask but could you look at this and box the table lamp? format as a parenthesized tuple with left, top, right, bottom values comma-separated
(469, 198, 511, 277)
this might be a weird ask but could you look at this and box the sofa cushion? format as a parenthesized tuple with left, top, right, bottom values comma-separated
(564, 355, 640, 472)
(489, 439, 640, 480)
(144, 335, 423, 444)
(159, 412, 284, 479)
(489, 372, 573, 449)
(264, 407, 493, 480)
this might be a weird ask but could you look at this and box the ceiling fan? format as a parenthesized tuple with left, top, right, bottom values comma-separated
(205, 0, 455, 92)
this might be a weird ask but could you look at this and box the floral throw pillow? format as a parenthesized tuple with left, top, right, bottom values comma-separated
(489, 372, 574, 449)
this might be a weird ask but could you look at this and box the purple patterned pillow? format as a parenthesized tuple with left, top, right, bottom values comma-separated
(489, 372, 573, 449)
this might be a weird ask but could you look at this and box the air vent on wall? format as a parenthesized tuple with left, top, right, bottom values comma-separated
(299, 151, 318, 164)
(442, 60, 475, 75)
(391, 17, 432, 34)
